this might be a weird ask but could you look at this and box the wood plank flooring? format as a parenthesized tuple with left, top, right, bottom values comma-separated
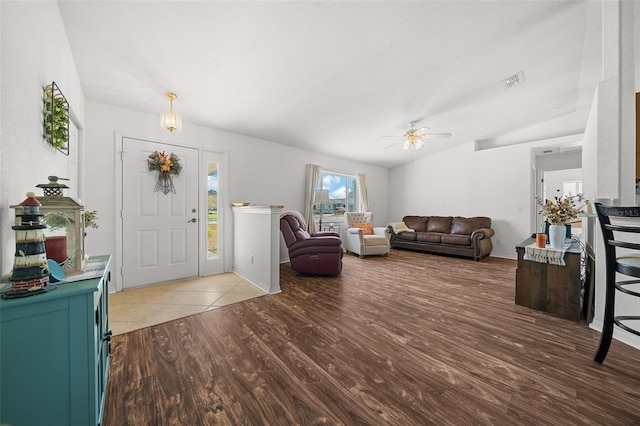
(104, 249, 640, 425)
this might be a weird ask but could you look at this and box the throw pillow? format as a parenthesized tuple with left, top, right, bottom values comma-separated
(353, 224, 373, 235)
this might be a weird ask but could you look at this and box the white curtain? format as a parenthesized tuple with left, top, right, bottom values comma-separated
(304, 164, 321, 233)
(357, 173, 369, 212)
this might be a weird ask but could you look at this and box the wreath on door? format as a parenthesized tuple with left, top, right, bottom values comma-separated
(148, 150, 182, 194)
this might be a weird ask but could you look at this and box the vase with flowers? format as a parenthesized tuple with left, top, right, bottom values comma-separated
(535, 191, 586, 249)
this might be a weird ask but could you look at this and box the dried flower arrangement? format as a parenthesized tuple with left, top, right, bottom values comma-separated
(535, 191, 586, 225)
(147, 151, 182, 194)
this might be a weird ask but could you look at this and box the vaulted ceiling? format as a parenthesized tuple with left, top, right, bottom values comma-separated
(58, 1, 603, 168)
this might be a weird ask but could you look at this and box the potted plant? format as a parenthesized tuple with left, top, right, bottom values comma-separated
(84, 210, 99, 236)
(535, 191, 585, 248)
(43, 82, 70, 155)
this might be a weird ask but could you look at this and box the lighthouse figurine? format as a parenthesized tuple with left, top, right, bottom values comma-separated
(10, 192, 50, 293)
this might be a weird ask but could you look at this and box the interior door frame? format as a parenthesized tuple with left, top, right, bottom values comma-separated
(114, 132, 125, 291)
(531, 147, 583, 234)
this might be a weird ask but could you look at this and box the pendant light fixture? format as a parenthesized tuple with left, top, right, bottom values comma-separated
(160, 92, 182, 133)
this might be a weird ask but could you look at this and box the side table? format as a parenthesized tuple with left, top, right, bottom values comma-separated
(515, 238, 582, 321)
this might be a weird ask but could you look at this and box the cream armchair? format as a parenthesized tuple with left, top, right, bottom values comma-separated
(344, 212, 390, 258)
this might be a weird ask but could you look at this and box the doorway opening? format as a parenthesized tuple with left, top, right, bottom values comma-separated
(533, 146, 582, 237)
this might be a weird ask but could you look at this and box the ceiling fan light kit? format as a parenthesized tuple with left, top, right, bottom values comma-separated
(402, 132, 425, 150)
(396, 121, 451, 150)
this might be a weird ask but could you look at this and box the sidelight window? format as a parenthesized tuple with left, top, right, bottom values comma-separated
(207, 162, 218, 258)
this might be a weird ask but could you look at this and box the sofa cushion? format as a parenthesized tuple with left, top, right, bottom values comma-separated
(417, 232, 442, 243)
(403, 216, 429, 232)
(427, 216, 452, 233)
(352, 224, 373, 235)
(441, 234, 472, 246)
(451, 216, 492, 235)
(396, 231, 417, 241)
(363, 235, 388, 246)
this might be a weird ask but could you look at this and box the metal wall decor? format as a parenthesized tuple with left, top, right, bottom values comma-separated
(43, 81, 70, 155)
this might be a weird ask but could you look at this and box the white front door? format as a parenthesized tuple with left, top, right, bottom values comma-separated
(121, 137, 199, 289)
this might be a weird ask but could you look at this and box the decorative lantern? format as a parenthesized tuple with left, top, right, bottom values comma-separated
(32, 176, 86, 275)
(9, 192, 50, 293)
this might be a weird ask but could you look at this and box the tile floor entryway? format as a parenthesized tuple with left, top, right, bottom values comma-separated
(109, 273, 266, 335)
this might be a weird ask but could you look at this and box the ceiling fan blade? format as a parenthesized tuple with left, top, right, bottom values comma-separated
(383, 142, 399, 149)
(421, 133, 452, 138)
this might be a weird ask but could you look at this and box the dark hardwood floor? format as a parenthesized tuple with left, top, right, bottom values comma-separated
(104, 249, 640, 425)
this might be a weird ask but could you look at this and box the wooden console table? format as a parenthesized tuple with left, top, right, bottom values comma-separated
(515, 238, 581, 321)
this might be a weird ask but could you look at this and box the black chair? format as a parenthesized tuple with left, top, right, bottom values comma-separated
(593, 202, 640, 363)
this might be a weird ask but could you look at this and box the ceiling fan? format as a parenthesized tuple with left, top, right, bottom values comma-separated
(384, 121, 452, 150)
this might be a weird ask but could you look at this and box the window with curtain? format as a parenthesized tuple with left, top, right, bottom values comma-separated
(314, 171, 358, 226)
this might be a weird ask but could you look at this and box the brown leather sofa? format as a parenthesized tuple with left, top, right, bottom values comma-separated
(388, 215, 494, 261)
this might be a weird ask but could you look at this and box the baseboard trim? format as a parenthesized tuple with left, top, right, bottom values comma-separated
(589, 319, 640, 351)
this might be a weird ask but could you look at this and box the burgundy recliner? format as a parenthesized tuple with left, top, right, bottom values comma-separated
(280, 211, 343, 275)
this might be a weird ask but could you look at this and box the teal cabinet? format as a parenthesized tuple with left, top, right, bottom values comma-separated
(0, 255, 111, 426)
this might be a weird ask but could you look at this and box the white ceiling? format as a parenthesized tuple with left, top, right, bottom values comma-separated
(58, 0, 603, 168)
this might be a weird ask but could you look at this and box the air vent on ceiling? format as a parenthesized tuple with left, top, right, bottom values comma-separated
(503, 71, 525, 88)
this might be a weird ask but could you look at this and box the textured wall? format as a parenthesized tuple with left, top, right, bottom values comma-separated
(0, 2, 85, 274)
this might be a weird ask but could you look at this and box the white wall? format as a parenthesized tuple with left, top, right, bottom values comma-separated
(232, 206, 282, 294)
(583, 0, 639, 350)
(389, 140, 558, 259)
(83, 101, 389, 288)
(0, 1, 85, 274)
